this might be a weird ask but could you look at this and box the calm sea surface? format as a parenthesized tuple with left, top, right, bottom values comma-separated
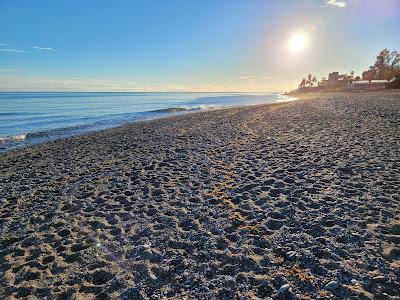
(0, 92, 294, 152)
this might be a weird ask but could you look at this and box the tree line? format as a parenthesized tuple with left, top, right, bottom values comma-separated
(298, 72, 359, 89)
(298, 74, 318, 89)
(298, 49, 400, 90)
(362, 49, 400, 82)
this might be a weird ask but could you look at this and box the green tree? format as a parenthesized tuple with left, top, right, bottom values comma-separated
(362, 66, 377, 82)
(389, 51, 400, 67)
(389, 51, 400, 80)
(384, 69, 393, 81)
(374, 49, 390, 79)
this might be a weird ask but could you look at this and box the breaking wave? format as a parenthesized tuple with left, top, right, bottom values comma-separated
(0, 92, 296, 151)
(150, 105, 218, 113)
(0, 134, 27, 144)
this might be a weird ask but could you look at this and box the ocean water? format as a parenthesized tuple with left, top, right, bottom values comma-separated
(0, 92, 294, 152)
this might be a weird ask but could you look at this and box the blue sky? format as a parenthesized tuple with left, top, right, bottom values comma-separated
(0, 0, 399, 92)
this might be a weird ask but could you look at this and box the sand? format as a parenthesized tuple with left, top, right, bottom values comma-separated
(0, 91, 399, 299)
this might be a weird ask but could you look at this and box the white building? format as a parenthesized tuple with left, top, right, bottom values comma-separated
(351, 79, 394, 90)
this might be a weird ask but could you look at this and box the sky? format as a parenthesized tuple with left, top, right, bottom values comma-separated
(0, 0, 399, 92)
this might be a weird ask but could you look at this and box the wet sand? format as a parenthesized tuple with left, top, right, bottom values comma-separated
(1, 91, 399, 299)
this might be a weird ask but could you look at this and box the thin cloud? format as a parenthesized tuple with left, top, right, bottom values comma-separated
(326, 0, 347, 8)
(0, 75, 288, 93)
(240, 75, 271, 80)
(0, 43, 8, 46)
(33, 46, 54, 51)
(0, 48, 26, 53)
(0, 68, 18, 72)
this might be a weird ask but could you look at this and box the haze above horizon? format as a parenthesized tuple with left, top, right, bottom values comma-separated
(0, 0, 399, 92)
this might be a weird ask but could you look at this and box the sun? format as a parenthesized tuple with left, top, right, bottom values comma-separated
(288, 33, 308, 54)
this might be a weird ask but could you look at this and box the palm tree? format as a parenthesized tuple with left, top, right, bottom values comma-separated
(349, 71, 354, 84)
(312, 76, 317, 87)
(299, 78, 307, 89)
(307, 74, 312, 87)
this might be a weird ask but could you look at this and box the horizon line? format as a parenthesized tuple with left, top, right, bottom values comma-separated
(0, 90, 284, 94)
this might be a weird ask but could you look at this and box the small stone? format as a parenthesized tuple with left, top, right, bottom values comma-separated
(92, 270, 113, 285)
(225, 276, 236, 287)
(149, 273, 157, 281)
(286, 251, 297, 260)
(325, 280, 339, 291)
(351, 279, 358, 285)
(279, 283, 291, 293)
(225, 275, 235, 283)
(223, 248, 231, 255)
(266, 218, 284, 230)
(141, 249, 154, 260)
(337, 165, 353, 174)
(121, 287, 146, 300)
(372, 275, 386, 283)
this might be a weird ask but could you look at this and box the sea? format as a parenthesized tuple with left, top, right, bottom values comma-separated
(0, 92, 295, 152)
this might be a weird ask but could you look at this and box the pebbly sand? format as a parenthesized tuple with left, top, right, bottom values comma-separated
(0, 91, 399, 299)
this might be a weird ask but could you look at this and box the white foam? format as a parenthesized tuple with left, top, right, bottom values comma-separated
(0, 133, 27, 144)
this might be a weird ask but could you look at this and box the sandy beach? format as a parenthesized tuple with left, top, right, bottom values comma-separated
(1, 91, 399, 299)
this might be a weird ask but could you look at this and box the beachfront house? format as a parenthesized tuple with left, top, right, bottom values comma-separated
(351, 79, 393, 90)
(318, 72, 351, 88)
(323, 72, 350, 87)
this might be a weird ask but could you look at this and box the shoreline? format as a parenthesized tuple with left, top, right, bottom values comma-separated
(0, 93, 297, 154)
(1, 91, 399, 299)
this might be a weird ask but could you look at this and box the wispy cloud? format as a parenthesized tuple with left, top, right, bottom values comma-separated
(33, 46, 54, 51)
(240, 75, 271, 80)
(0, 43, 8, 46)
(326, 0, 347, 8)
(0, 48, 26, 53)
(0, 76, 179, 92)
(0, 68, 18, 72)
(0, 75, 289, 92)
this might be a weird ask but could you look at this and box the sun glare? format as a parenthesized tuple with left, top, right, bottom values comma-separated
(288, 33, 308, 54)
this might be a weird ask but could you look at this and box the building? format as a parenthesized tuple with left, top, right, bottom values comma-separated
(352, 79, 391, 90)
(325, 72, 349, 87)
